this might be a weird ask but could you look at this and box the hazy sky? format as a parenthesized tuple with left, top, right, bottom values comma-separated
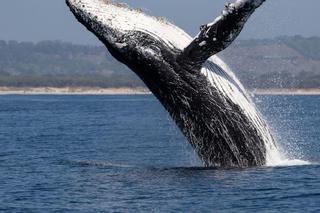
(0, 0, 319, 45)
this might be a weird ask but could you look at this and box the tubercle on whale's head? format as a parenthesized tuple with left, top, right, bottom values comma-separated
(66, 0, 129, 55)
(66, 0, 168, 68)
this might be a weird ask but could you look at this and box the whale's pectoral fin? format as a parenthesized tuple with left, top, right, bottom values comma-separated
(179, 0, 266, 68)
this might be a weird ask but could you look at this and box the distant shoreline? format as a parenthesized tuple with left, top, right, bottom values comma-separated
(0, 87, 150, 95)
(252, 88, 320, 95)
(0, 87, 319, 95)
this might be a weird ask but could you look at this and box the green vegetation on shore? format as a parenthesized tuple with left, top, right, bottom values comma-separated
(0, 40, 143, 88)
(0, 36, 319, 89)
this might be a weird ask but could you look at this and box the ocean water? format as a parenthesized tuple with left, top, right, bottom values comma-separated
(0, 95, 319, 212)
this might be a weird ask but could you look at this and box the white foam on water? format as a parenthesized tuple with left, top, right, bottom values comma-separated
(270, 159, 312, 167)
(266, 143, 314, 167)
(264, 143, 312, 167)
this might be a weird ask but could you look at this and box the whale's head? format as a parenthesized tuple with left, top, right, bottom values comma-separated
(66, 0, 182, 67)
(66, 0, 196, 76)
(66, 0, 130, 57)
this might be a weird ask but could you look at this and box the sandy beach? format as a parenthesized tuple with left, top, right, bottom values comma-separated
(0, 87, 150, 95)
(0, 87, 320, 95)
(252, 88, 320, 95)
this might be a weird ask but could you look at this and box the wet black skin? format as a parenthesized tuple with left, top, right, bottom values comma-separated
(67, 0, 272, 168)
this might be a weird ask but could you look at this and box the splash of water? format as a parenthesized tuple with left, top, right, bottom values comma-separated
(265, 142, 311, 167)
(253, 95, 313, 168)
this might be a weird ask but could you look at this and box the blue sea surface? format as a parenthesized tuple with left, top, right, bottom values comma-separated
(0, 95, 319, 212)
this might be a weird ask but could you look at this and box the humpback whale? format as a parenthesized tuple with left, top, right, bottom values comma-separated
(67, 0, 278, 167)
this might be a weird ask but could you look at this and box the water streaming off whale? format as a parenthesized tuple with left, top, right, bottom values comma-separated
(67, 0, 288, 167)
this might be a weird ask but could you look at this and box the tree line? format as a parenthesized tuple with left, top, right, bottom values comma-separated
(0, 36, 319, 88)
